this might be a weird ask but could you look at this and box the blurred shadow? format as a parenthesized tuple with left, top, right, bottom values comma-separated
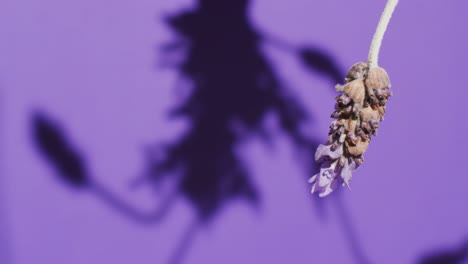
(32, 112, 89, 188)
(32, 111, 176, 224)
(334, 190, 373, 264)
(0, 180, 11, 264)
(31, 0, 358, 263)
(418, 240, 468, 264)
(151, 0, 345, 262)
(262, 33, 342, 84)
(166, 217, 201, 264)
(0, 79, 10, 264)
(156, 0, 342, 220)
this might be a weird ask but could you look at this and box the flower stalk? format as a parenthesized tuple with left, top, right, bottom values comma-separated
(368, 0, 399, 69)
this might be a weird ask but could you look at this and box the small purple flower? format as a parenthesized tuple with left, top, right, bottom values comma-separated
(308, 155, 358, 197)
(341, 158, 356, 188)
(308, 160, 341, 197)
(314, 144, 343, 161)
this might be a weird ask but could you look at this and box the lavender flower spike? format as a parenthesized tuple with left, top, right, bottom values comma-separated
(309, 0, 398, 197)
(310, 63, 392, 197)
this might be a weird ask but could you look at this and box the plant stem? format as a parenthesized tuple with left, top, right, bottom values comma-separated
(368, 0, 399, 68)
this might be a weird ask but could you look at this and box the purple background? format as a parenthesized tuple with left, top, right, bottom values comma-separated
(1, 0, 468, 263)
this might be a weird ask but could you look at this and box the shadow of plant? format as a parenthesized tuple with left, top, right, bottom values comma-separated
(31, 1, 362, 263)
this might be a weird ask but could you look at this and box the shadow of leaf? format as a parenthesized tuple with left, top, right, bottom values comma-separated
(418, 240, 468, 264)
(32, 111, 89, 188)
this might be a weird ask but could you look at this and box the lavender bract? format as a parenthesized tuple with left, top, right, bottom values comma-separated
(309, 62, 392, 197)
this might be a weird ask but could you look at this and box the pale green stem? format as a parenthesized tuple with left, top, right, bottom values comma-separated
(368, 0, 399, 68)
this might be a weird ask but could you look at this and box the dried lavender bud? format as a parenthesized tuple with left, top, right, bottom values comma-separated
(366, 67, 390, 90)
(345, 137, 370, 156)
(309, 63, 392, 197)
(343, 119, 358, 133)
(360, 106, 380, 122)
(343, 80, 366, 106)
(344, 62, 368, 83)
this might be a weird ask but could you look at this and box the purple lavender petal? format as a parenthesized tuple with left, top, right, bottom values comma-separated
(319, 178, 340, 197)
(341, 159, 356, 188)
(309, 161, 341, 197)
(314, 144, 343, 162)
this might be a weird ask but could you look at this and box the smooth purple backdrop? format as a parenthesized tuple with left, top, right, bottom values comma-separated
(1, 0, 468, 263)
